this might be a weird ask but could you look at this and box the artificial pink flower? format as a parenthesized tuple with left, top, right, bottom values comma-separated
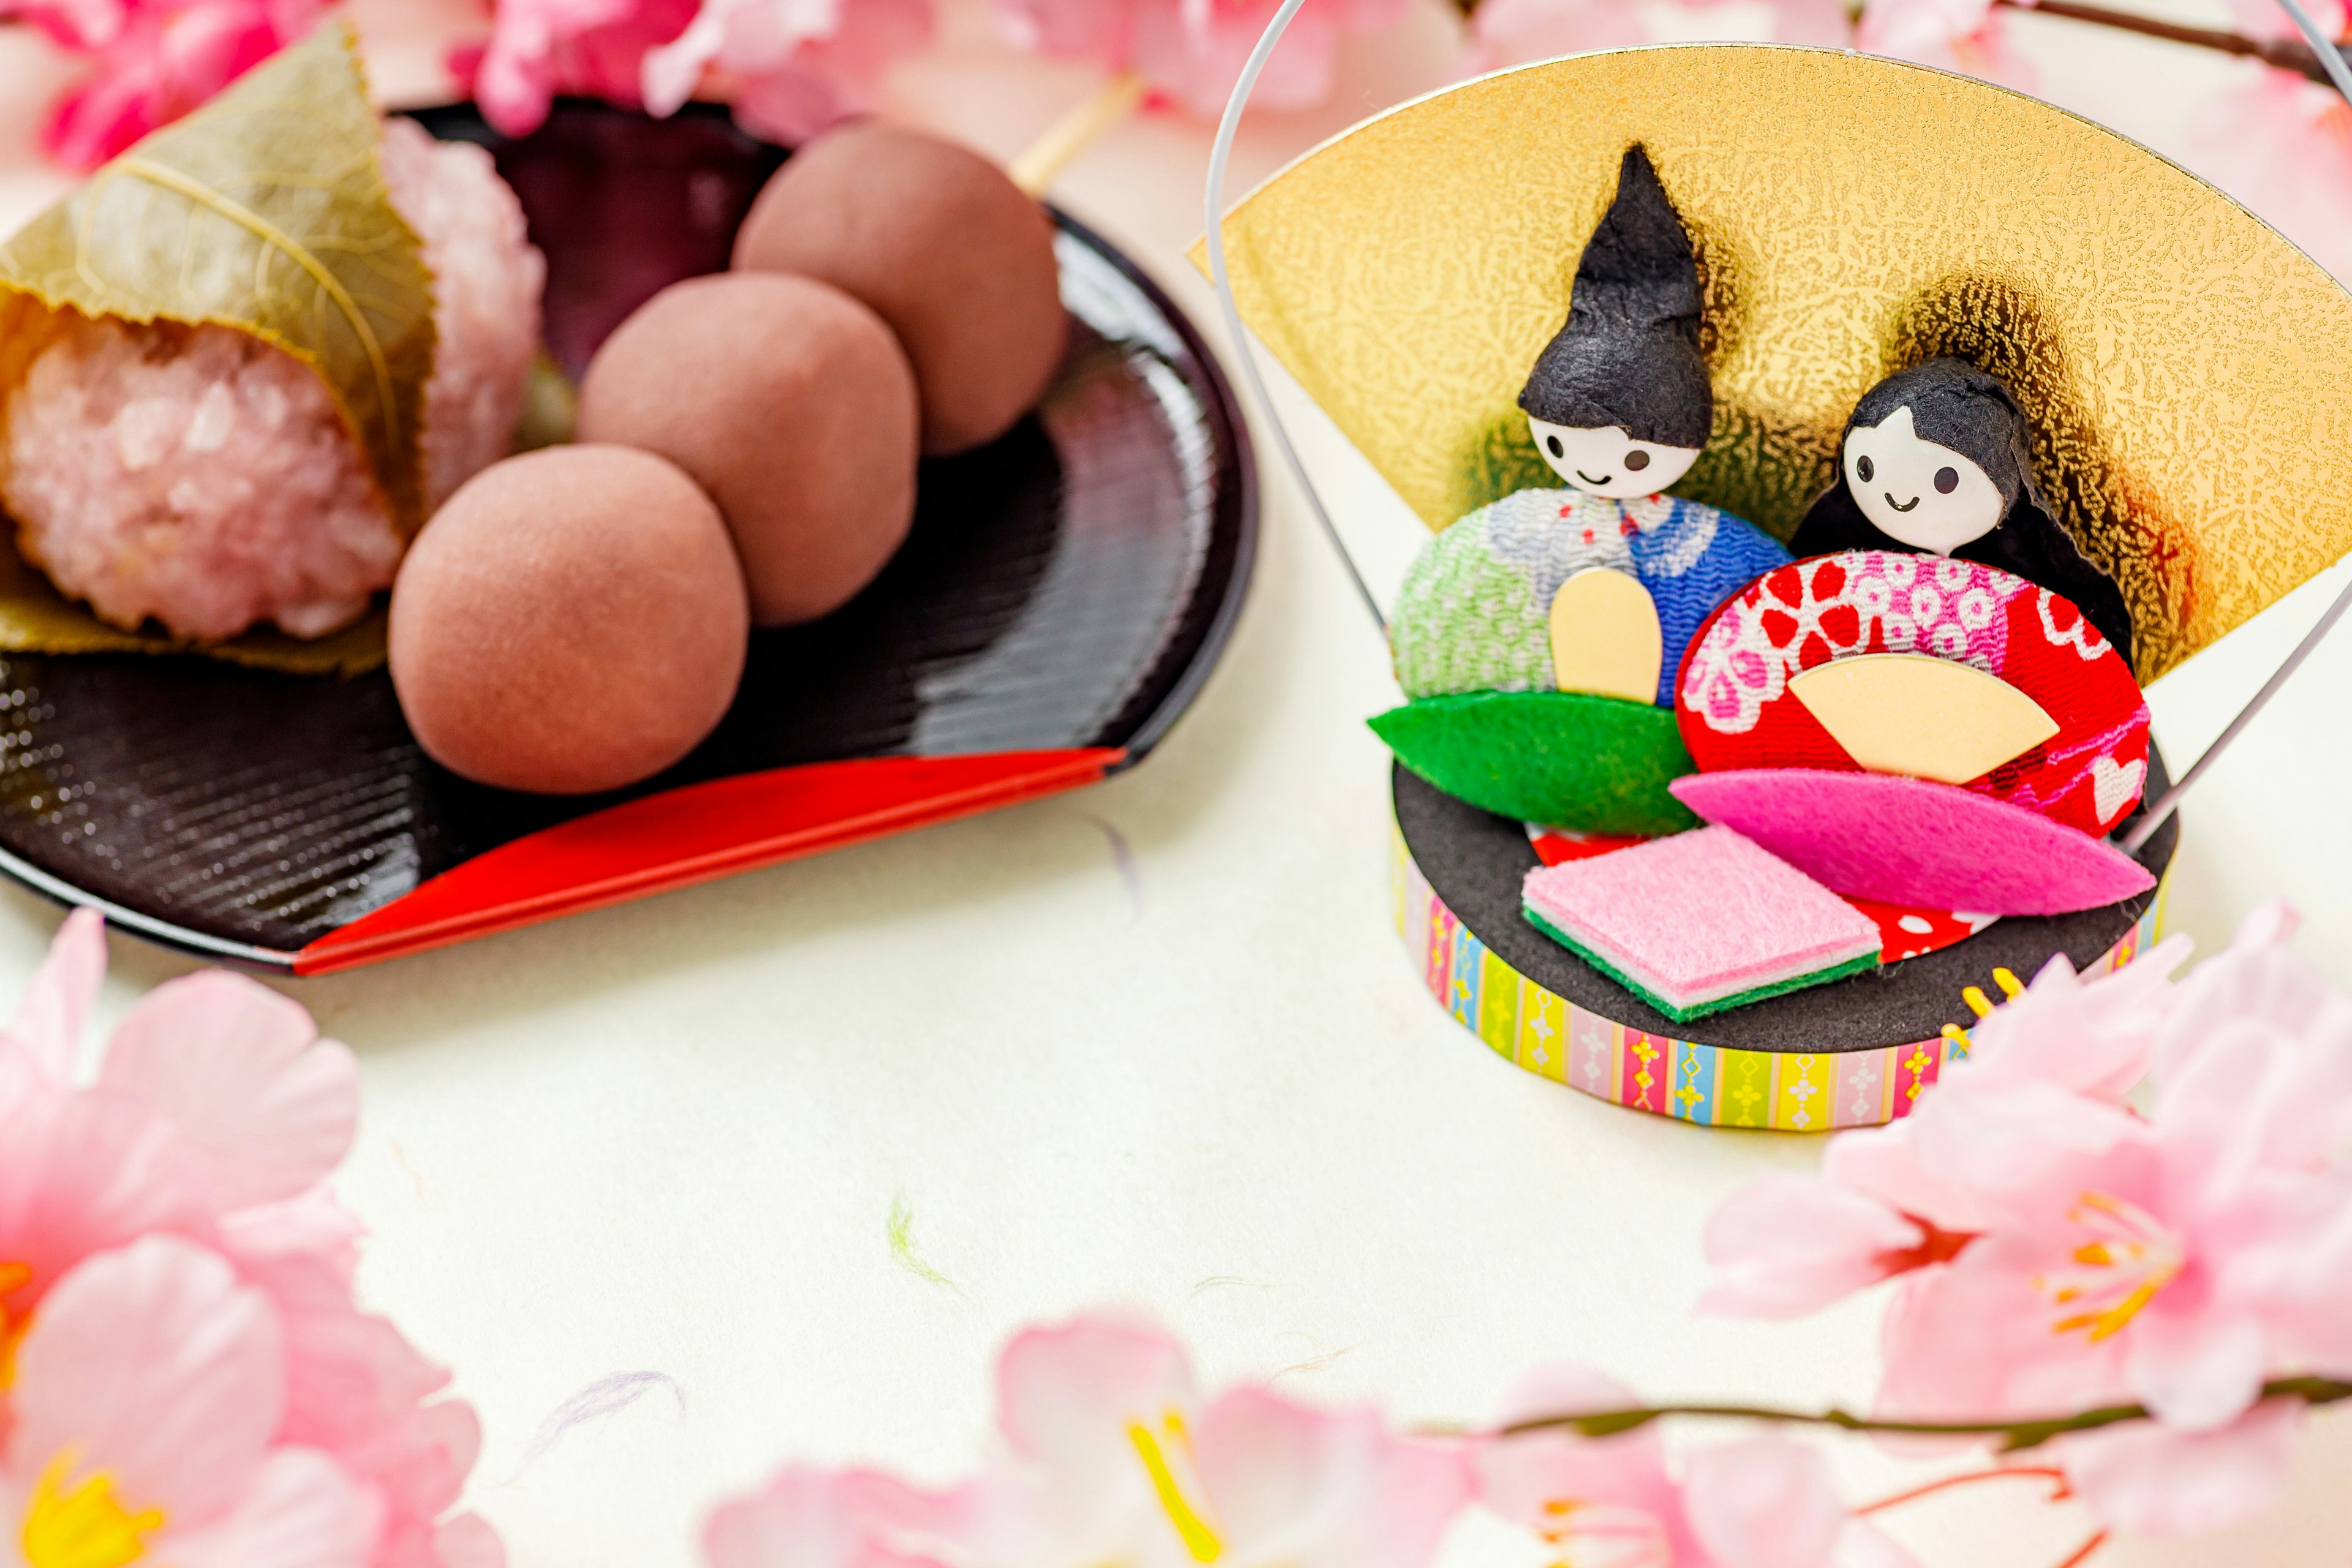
(0, 908, 501, 1568)
(993, 0, 1409, 118)
(1466, 0, 1849, 74)
(4, 1233, 379, 1568)
(704, 1311, 1469, 1568)
(1474, 1368, 1916, 1568)
(6, 0, 333, 170)
(1867, 1043, 2352, 1532)
(2189, 64, 2352, 287)
(1702, 937, 2190, 1319)
(641, 0, 933, 145)
(456, 0, 701, 138)
(1854, 0, 2037, 92)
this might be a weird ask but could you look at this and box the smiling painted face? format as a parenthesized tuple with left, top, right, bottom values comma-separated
(1841, 405, 2005, 553)
(1529, 418, 1701, 500)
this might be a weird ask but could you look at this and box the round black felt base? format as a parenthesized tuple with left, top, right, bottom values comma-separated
(1393, 748, 2177, 1055)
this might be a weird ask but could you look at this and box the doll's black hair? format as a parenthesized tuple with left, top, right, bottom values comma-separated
(1517, 145, 1713, 449)
(1844, 359, 2047, 514)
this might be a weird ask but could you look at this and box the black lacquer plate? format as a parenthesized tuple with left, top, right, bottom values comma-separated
(0, 102, 1255, 969)
(1395, 748, 2179, 1053)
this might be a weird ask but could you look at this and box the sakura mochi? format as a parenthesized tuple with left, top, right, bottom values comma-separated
(1520, 826, 1882, 1021)
(0, 116, 543, 643)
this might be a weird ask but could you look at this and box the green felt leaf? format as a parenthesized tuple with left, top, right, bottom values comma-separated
(1370, 690, 1699, 837)
(0, 23, 434, 534)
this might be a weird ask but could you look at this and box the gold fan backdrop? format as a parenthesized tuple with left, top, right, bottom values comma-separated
(1200, 45, 2352, 680)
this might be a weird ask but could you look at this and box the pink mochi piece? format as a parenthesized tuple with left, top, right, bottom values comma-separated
(1521, 826, 1882, 1009)
(1669, 769, 2157, 917)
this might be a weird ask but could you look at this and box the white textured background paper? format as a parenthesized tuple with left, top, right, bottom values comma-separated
(0, 2, 2346, 1562)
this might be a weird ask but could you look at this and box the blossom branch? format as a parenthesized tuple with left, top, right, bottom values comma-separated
(1499, 1374, 2352, 1453)
(1994, 0, 2348, 87)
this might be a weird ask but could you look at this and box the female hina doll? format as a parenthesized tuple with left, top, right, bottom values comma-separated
(1790, 358, 2136, 668)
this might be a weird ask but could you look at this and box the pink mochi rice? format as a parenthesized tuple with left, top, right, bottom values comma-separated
(0, 118, 545, 643)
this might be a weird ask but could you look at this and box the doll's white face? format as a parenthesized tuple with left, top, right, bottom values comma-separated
(1842, 405, 2005, 554)
(1529, 418, 1700, 499)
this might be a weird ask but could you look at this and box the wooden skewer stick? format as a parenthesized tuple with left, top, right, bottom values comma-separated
(1009, 70, 1148, 197)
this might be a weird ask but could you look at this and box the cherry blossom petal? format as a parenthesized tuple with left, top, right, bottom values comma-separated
(100, 971, 358, 1211)
(1681, 1437, 1846, 1568)
(1700, 1172, 1924, 1319)
(433, 1513, 510, 1568)
(1189, 1387, 1468, 1568)
(704, 1465, 981, 1568)
(167, 1446, 378, 1568)
(2052, 1398, 2302, 1537)
(1, 907, 106, 1083)
(995, 1311, 1196, 1479)
(2124, 1308, 2268, 1434)
(8, 1234, 282, 1525)
(1471, 1368, 1681, 1534)
(0, 1084, 198, 1297)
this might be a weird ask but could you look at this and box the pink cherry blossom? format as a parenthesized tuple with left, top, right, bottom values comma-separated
(3, 0, 333, 170)
(4, 1233, 379, 1568)
(641, 0, 933, 145)
(456, 0, 701, 138)
(1466, 0, 1849, 74)
(0, 908, 501, 1568)
(1854, 0, 2037, 93)
(1474, 1368, 1916, 1568)
(992, 0, 1410, 118)
(704, 1311, 1469, 1568)
(2189, 64, 2352, 286)
(1702, 937, 2190, 1319)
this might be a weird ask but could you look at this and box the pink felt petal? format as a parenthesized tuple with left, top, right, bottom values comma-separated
(167, 1446, 378, 1568)
(100, 971, 357, 1211)
(3, 907, 107, 1082)
(1670, 770, 2154, 915)
(9, 1234, 283, 1524)
(1681, 1438, 1847, 1568)
(2052, 1399, 2302, 1537)
(1699, 1172, 1923, 1319)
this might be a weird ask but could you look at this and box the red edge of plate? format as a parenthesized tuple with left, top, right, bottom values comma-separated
(292, 748, 1126, 974)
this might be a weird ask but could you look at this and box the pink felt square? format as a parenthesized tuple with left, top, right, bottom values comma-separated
(1521, 826, 1881, 1008)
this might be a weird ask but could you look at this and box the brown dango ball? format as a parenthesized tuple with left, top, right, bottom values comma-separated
(732, 122, 1065, 456)
(576, 272, 919, 627)
(389, 446, 748, 795)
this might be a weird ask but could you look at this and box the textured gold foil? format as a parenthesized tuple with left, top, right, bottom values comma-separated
(1197, 45, 2352, 679)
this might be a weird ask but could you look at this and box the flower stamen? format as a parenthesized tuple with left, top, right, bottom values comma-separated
(21, 1453, 163, 1568)
(1128, 1411, 1222, 1564)
(2037, 1193, 2183, 1341)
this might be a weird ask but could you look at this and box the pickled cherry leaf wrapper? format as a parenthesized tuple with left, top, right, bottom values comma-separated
(0, 24, 434, 532)
(0, 546, 386, 674)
